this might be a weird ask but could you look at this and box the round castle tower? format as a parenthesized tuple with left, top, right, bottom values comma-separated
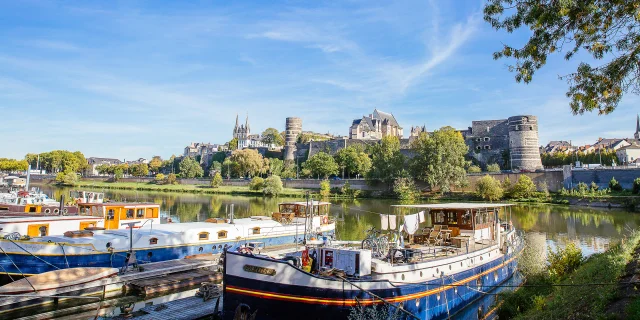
(284, 117, 302, 161)
(508, 115, 543, 171)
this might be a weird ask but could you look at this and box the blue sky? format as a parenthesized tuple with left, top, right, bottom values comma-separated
(1, 0, 638, 160)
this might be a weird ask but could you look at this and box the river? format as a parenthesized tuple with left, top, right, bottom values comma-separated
(40, 185, 640, 258)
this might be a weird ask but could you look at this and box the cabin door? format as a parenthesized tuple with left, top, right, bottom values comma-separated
(105, 208, 119, 229)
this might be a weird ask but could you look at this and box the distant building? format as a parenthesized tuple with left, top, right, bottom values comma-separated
(592, 138, 632, 151)
(86, 157, 122, 176)
(635, 113, 639, 141)
(349, 109, 403, 140)
(616, 145, 640, 165)
(232, 114, 276, 149)
(126, 158, 148, 165)
(543, 141, 574, 154)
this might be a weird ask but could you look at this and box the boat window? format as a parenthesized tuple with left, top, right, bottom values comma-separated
(136, 209, 144, 218)
(199, 232, 210, 240)
(126, 209, 134, 219)
(434, 211, 445, 224)
(461, 212, 471, 225)
(146, 208, 158, 218)
(217, 230, 228, 239)
(149, 237, 158, 245)
(447, 212, 458, 225)
(252, 227, 260, 235)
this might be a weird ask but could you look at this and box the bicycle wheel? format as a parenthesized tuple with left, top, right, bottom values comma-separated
(362, 238, 378, 255)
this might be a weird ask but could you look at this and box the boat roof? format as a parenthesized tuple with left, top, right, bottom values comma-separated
(391, 203, 514, 209)
(0, 215, 103, 223)
(278, 201, 331, 206)
(78, 202, 159, 207)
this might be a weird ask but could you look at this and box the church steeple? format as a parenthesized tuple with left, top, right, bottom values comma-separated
(635, 113, 639, 140)
(235, 114, 239, 130)
(245, 113, 250, 134)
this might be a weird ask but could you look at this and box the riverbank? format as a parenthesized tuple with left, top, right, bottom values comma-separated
(498, 231, 640, 319)
(42, 181, 312, 198)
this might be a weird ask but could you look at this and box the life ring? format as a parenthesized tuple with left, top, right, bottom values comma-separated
(322, 216, 329, 225)
(53, 208, 60, 214)
(44, 208, 51, 214)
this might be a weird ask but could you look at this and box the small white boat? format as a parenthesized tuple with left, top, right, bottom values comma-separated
(0, 267, 118, 294)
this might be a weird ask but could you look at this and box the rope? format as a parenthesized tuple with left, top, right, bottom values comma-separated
(441, 274, 451, 319)
(0, 246, 36, 292)
(337, 275, 420, 320)
(59, 243, 70, 269)
(6, 238, 60, 270)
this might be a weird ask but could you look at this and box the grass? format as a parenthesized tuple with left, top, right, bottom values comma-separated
(67, 180, 312, 198)
(498, 231, 640, 320)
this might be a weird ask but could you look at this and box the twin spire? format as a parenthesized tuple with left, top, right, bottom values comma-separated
(234, 113, 250, 132)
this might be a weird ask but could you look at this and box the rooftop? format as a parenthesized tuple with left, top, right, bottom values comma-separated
(391, 202, 514, 209)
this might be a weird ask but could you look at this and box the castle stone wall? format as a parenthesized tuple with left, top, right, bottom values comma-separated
(284, 117, 302, 161)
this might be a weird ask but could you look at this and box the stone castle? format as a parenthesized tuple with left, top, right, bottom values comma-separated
(349, 109, 403, 140)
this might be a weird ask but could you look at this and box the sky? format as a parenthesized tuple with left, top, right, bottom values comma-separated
(1, 0, 638, 160)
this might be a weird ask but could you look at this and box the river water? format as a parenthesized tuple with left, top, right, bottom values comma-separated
(41, 185, 640, 258)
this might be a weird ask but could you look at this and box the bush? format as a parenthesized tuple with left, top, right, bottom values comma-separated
(476, 175, 504, 201)
(167, 173, 178, 185)
(510, 175, 537, 199)
(155, 173, 165, 184)
(633, 177, 640, 194)
(211, 172, 223, 188)
(486, 163, 501, 172)
(609, 176, 623, 192)
(547, 242, 583, 281)
(575, 182, 589, 196)
(467, 165, 481, 173)
(249, 177, 265, 191)
(341, 181, 361, 198)
(320, 179, 331, 198)
(55, 171, 78, 186)
(393, 177, 420, 201)
(263, 175, 283, 196)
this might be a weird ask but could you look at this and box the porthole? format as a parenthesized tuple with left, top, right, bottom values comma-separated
(494, 272, 498, 282)
(199, 247, 204, 252)
(415, 299, 420, 307)
(460, 262, 463, 267)
(401, 274, 405, 281)
(420, 271, 423, 277)
(436, 293, 441, 301)
(147, 252, 153, 259)
(480, 256, 483, 261)
(218, 245, 222, 249)
(436, 268, 439, 274)
(449, 265, 452, 270)
(106, 242, 112, 249)
(454, 288, 458, 294)
(489, 252, 491, 257)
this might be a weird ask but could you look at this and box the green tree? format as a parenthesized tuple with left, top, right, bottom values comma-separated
(280, 160, 297, 179)
(249, 177, 265, 191)
(229, 149, 265, 178)
(268, 158, 284, 176)
(155, 173, 165, 183)
(547, 243, 583, 281)
(335, 145, 372, 178)
(55, 171, 78, 186)
(261, 128, 285, 146)
(476, 175, 504, 201)
(410, 127, 468, 192)
(304, 152, 339, 179)
(148, 156, 163, 174)
(511, 175, 537, 199)
(179, 157, 204, 178)
(228, 138, 239, 151)
(211, 172, 223, 188)
(167, 173, 178, 185)
(609, 176, 623, 192)
(633, 177, 640, 195)
(486, 163, 501, 172)
(320, 179, 331, 198)
(222, 158, 234, 178)
(484, 0, 640, 115)
(130, 163, 149, 177)
(468, 165, 482, 173)
(393, 177, 420, 202)
(263, 175, 283, 196)
(0, 158, 29, 172)
(367, 136, 406, 186)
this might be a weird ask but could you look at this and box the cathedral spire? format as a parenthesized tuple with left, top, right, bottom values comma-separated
(235, 113, 239, 129)
(245, 112, 250, 133)
(635, 113, 639, 140)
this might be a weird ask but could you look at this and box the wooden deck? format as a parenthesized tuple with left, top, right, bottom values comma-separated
(128, 296, 221, 320)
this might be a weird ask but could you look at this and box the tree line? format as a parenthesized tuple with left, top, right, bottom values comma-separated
(541, 149, 618, 167)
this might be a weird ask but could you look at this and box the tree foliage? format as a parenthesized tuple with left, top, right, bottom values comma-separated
(211, 172, 223, 188)
(393, 177, 420, 202)
(167, 173, 178, 185)
(468, 165, 482, 173)
(179, 157, 204, 178)
(486, 163, 501, 172)
(367, 136, 406, 186)
(249, 177, 265, 191)
(476, 175, 504, 201)
(24, 150, 88, 174)
(410, 127, 468, 192)
(148, 156, 162, 173)
(0, 158, 29, 172)
(304, 152, 339, 179)
(261, 128, 285, 146)
(511, 175, 538, 198)
(320, 179, 331, 198)
(263, 175, 283, 196)
(268, 158, 285, 176)
(229, 149, 265, 178)
(609, 176, 623, 191)
(130, 163, 149, 177)
(334, 145, 372, 178)
(484, 0, 640, 115)
(228, 137, 239, 151)
(541, 149, 617, 167)
(55, 171, 78, 186)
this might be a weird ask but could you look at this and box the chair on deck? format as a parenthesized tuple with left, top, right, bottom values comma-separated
(427, 229, 443, 246)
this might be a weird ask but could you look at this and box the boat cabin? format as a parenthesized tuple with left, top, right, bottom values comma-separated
(272, 201, 333, 229)
(77, 203, 160, 230)
(70, 190, 104, 204)
(0, 215, 105, 238)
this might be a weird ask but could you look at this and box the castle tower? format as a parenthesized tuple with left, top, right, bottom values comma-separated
(508, 115, 544, 171)
(284, 117, 302, 161)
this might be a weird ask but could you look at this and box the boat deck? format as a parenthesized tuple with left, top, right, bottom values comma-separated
(385, 239, 499, 265)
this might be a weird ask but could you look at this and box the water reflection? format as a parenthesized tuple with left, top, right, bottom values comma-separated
(40, 186, 640, 257)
